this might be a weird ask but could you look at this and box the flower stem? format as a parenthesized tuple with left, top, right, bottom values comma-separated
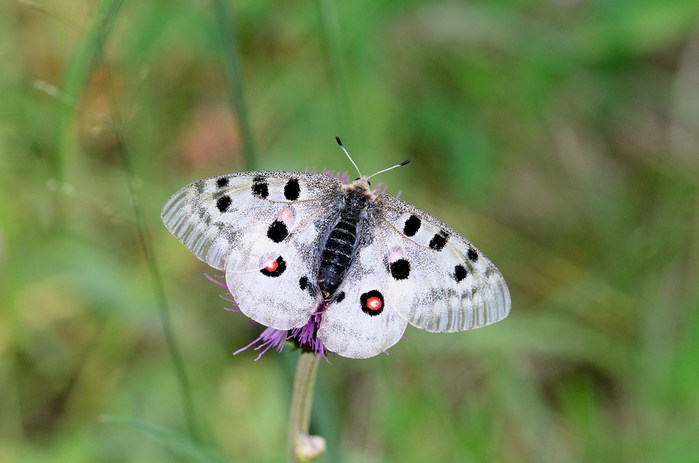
(287, 353, 322, 462)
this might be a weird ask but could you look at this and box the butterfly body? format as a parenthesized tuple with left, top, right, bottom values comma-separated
(317, 180, 374, 297)
(162, 169, 510, 359)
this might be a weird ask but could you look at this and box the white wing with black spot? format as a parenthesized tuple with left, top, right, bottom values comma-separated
(317, 228, 409, 359)
(369, 194, 511, 333)
(161, 171, 343, 329)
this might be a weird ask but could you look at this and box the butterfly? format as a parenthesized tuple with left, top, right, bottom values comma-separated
(161, 138, 511, 359)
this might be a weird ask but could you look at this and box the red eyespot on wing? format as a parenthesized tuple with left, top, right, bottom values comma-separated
(260, 256, 286, 277)
(367, 297, 382, 311)
(264, 259, 279, 272)
(360, 290, 384, 316)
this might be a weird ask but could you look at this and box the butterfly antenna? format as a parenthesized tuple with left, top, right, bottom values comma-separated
(335, 136, 362, 178)
(367, 159, 410, 180)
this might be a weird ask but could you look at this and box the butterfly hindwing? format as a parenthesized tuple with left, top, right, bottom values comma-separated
(224, 201, 338, 330)
(318, 228, 409, 359)
(370, 195, 511, 333)
(162, 171, 343, 329)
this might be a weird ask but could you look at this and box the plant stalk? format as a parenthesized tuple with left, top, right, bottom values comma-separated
(287, 353, 321, 463)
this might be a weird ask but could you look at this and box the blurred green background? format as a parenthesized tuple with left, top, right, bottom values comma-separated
(2, 0, 699, 462)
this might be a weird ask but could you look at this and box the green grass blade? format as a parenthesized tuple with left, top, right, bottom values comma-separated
(89, 1, 202, 443)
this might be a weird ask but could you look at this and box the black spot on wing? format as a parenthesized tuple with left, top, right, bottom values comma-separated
(284, 178, 301, 201)
(299, 276, 308, 290)
(335, 291, 345, 303)
(267, 220, 289, 243)
(428, 231, 449, 251)
(389, 259, 411, 280)
(467, 248, 478, 262)
(252, 176, 269, 199)
(403, 215, 421, 237)
(216, 195, 232, 213)
(216, 177, 229, 188)
(453, 264, 467, 282)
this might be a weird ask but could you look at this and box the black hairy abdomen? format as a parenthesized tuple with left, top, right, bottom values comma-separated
(317, 191, 366, 297)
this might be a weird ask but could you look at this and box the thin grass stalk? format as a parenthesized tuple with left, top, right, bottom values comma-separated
(90, 1, 201, 443)
(212, 0, 257, 170)
(287, 353, 322, 463)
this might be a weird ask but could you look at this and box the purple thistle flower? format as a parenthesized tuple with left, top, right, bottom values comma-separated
(207, 274, 330, 361)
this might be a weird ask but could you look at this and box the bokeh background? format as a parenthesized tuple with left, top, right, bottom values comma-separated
(2, 1, 699, 462)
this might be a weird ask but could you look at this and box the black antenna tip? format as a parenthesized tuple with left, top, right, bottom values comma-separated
(335, 136, 343, 146)
(400, 160, 411, 167)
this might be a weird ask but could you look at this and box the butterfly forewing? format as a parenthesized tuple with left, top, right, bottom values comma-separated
(161, 171, 341, 270)
(373, 195, 511, 333)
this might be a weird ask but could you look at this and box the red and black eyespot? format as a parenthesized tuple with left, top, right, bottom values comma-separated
(360, 290, 384, 316)
(260, 256, 286, 277)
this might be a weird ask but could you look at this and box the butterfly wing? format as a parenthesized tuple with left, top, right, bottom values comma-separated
(318, 193, 510, 359)
(317, 228, 409, 359)
(161, 171, 343, 329)
(371, 194, 511, 333)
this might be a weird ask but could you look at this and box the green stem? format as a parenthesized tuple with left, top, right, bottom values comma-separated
(287, 353, 321, 463)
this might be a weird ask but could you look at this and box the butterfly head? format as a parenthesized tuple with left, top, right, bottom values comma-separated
(335, 137, 410, 197)
(344, 176, 377, 199)
(354, 175, 372, 188)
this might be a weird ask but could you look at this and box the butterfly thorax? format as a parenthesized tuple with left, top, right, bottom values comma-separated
(316, 180, 375, 298)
